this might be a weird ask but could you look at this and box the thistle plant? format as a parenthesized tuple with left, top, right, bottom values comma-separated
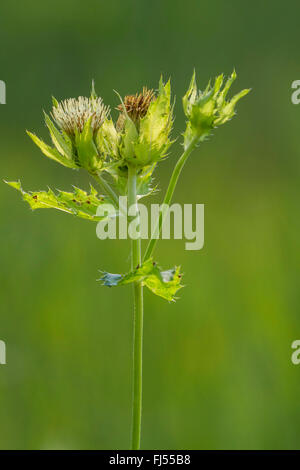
(6, 71, 249, 449)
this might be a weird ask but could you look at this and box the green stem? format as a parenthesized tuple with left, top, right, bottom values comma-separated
(128, 165, 143, 450)
(144, 136, 199, 261)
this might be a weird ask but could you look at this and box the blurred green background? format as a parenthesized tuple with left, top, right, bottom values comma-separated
(1, 0, 300, 450)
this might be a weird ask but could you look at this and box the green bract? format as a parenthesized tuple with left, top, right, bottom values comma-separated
(183, 70, 250, 149)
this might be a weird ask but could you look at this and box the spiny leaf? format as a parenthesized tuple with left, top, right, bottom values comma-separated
(216, 69, 237, 107)
(5, 180, 115, 221)
(44, 113, 74, 160)
(99, 258, 183, 301)
(75, 117, 101, 173)
(136, 164, 157, 199)
(182, 69, 197, 115)
(120, 116, 139, 162)
(52, 96, 59, 108)
(138, 78, 172, 146)
(214, 88, 251, 125)
(96, 118, 120, 160)
(91, 80, 97, 99)
(26, 131, 77, 169)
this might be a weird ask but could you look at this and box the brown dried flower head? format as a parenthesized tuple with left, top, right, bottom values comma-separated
(116, 87, 155, 130)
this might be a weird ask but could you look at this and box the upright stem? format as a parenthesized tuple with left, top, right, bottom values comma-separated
(128, 165, 144, 450)
(144, 136, 199, 261)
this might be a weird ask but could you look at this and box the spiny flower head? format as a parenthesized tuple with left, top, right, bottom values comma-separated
(182, 70, 250, 149)
(51, 96, 110, 136)
(99, 78, 173, 170)
(116, 87, 155, 130)
(27, 88, 111, 174)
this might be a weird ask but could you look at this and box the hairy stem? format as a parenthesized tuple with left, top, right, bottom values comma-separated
(128, 165, 144, 450)
(144, 136, 199, 260)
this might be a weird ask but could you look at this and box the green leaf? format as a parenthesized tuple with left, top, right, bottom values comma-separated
(52, 96, 59, 108)
(99, 258, 183, 301)
(75, 117, 101, 173)
(134, 141, 162, 166)
(120, 116, 139, 163)
(91, 80, 97, 99)
(5, 180, 114, 221)
(216, 69, 237, 107)
(137, 78, 173, 161)
(215, 88, 250, 125)
(182, 69, 197, 115)
(44, 113, 74, 161)
(136, 164, 157, 199)
(27, 131, 77, 169)
(212, 73, 224, 96)
(96, 118, 120, 160)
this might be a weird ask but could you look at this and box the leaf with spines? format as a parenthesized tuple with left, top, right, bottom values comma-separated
(120, 116, 139, 163)
(96, 118, 120, 160)
(214, 88, 250, 125)
(134, 78, 174, 166)
(44, 113, 74, 161)
(91, 80, 97, 99)
(138, 78, 171, 146)
(26, 131, 77, 169)
(99, 258, 183, 301)
(5, 180, 115, 221)
(75, 117, 101, 173)
(52, 96, 59, 108)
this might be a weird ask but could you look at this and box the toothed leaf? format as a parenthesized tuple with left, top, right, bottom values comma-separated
(5, 180, 114, 221)
(214, 88, 250, 125)
(120, 116, 139, 163)
(75, 117, 101, 173)
(99, 258, 183, 301)
(52, 96, 59, 108)
(91, 80, 97, 99)
(44, 113, 74, 160)
(96, 118, 120, 160)
(182, 70, 197, 115)
(27, 131, 77, 169)
(134, 79, 173, 166)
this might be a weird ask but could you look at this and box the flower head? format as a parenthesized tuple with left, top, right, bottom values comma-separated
(108, 78, 173, 169)
(51, 96, 110, 136)
(116, 87, 155, 130)
(182, 70, 250, 149)
(27, 89, 111, 174)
